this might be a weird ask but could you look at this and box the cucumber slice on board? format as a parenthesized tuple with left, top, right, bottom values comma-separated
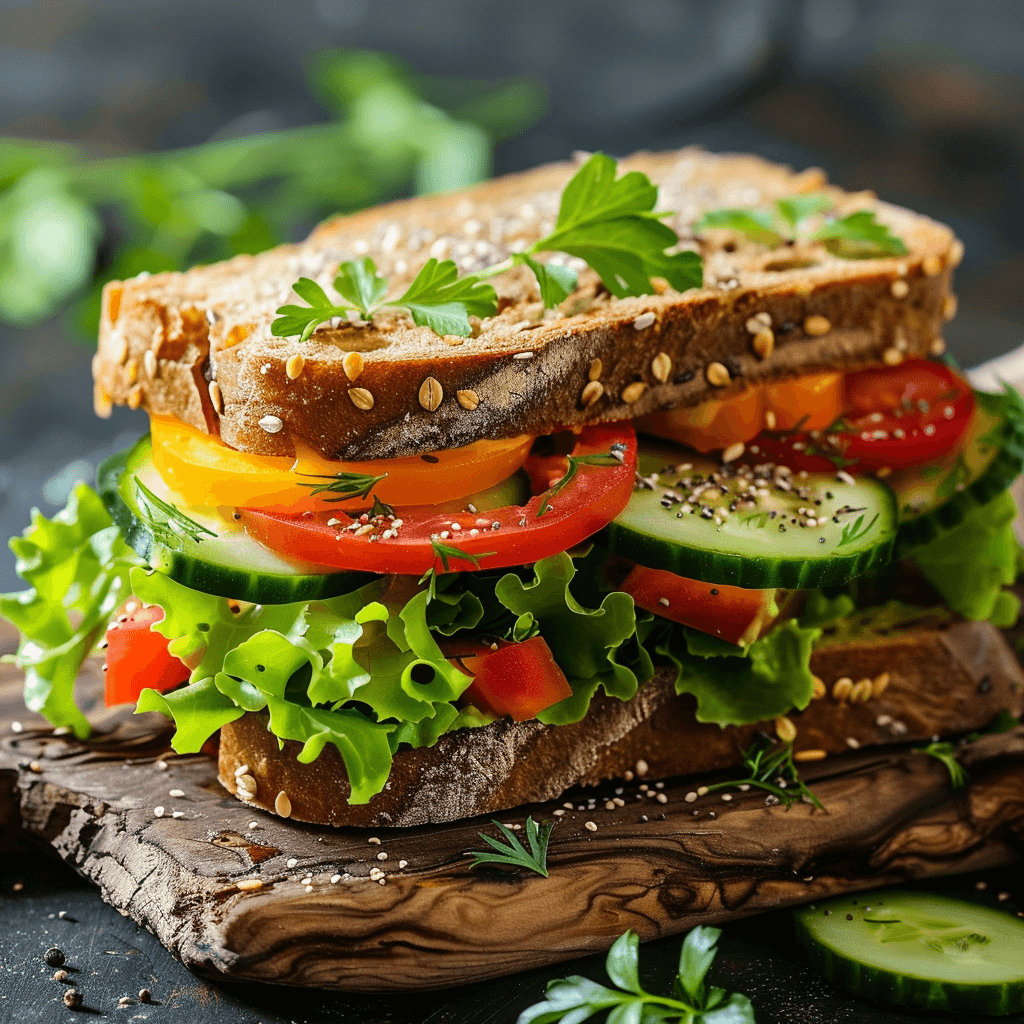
(604, 441, 897, 589)
(97, 437, 375, 605)
(795, 890, 1024, 1016)
(892, 389, 1024, 556)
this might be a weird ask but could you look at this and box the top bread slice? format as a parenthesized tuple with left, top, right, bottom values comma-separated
(92, 149, 961, 461)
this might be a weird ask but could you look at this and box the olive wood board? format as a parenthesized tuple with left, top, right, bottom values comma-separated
(1, 621, 1023, 993)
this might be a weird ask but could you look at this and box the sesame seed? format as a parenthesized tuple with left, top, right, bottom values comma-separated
(169, 789, 184, 798)
(208, 380, 224, 414)
(655, 793, 668, 804)
(635, 759, 649, 777)
(154, 806, 165, 817)
(286, 858, 298, 868)
(721, 793, 733, 802)
(752, 328, 774, 359)
(882, 346, 903, 367)
(234, 764, 250, 778)
(368, 836, 381, 844)
(512, 350, 534, 360)
(804, 315, 831, 336)
(331, 874, 341, 883)
(793, 749, 827, 762)
(846, 737, 861, 749)
(836, 470, 856, 486)
(890, 279, 909, 298)
(632, 311, 656, 330)
(143, 348, 158, 378)
(156, 760, 168, 770)
(237, 879, 263, 891)
(376, 852, 388, 861)
(584, 821, 598, 832)
(722, 441, 745, 464)
(10, 721, 22, 733)
(258, 414, 283, 434)
(684, 791, 697, 803)
(832, 677, 853, 701)
(622, 381, 647, 404)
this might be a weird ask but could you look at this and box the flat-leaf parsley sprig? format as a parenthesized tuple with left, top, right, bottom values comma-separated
(468, 816, 554, 877)
(517, 926, 755, 1024)
(695, 191, 908, 259)
(272, 153, 704, 342)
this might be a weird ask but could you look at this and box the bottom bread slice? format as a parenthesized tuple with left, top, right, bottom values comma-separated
(217, 620, 1024, 827)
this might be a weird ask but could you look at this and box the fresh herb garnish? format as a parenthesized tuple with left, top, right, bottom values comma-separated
(915, 740, 967, 790)
(273, 153, 703, 342)
(837, 512, 879, 548)
(537, 449, 624, 517)
(705, 735, 823, 809)
(937, 452, 971, 501)
(468, 816, 554, 877)
(295, 468, 388, 502)
(517, 926, 755, 1024)
(429, 538, 495, 572)
(134, 477, 217, 547)
(695, 191, 908, 259)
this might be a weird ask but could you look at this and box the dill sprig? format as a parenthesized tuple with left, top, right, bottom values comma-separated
(134, 477, 217, 547)
(295, 469, 388, 502)
(705, 735, 823, 809)
(537, 448, 625, 517)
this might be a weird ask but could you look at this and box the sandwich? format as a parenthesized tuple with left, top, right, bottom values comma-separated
(3, 147, 1023, 836)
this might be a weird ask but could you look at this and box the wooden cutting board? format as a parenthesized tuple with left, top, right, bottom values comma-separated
(2, 619, 1023, 992)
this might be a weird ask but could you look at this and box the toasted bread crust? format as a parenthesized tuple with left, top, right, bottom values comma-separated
(93, 149, 960, 460)
(217, 620, 1024, 827)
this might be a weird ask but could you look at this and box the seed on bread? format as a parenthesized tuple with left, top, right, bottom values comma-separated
(764, 409, 777, 430)
(127, 386, 143, 410)
(942, 295, 958, 321)
(115, 335, 129, 364)
(258, 414, 284, 433)
(143, 349, 158, 378)
(882, 346, 904, 366)
(209, 381, 224, 414)
(418, 376, 443, 412)
(588, 358, 602, 381)
(274, 790, 292, 818)
(930, 338, 946, 355)
(890, 279, 909, 298)
(622, 381, 647, 403)
(286, 354, 305, 380)
(921, 254, 942, 276)
(224, 324, 250, 348)
(126, 358, 139, 385)
(804, 315, 831, 336)
(775, 716, 797, 743)
(456, 389, 479, 411)
(651, 352, 672, 383)
(706, 361, 731, 387)
(632, 311, 656, 331)
(752, 328, 774, 359)
(95, 388, 113, 418)
(342, 351, 365, 381)
(832, 677, 854, 701)
(349, 387, 375, 411)
(581, 380, 603, 406)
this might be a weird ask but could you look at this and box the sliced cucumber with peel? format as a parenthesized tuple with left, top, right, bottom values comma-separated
(893, 389, 1024, 556)
(795, 890, 1024, 1016)
(605, 441, 897, 589)
(98, 437, 375, 605)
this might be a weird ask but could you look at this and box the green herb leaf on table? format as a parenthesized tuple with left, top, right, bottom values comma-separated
(517, 926, 755, 1024)
(468, 816, 554, 877)
(915, 740, 968, 790)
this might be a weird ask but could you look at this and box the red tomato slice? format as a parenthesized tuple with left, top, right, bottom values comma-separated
(236, 423, 637, 576)
(620, 564, 777, 646)
(104, 599, 191, 707)
(747, 360, 974, 473)
(443, 636, 573, 721)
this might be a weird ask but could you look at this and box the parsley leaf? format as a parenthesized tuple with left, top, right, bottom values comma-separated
(271, 276, 352, 343)
(468, 816, 554, 877)
(535, 153, 702, 297)
(393, 257, 498, 337)
(916, 740, 967, 790)
(512, 252, 578, 308)
(813, 210, 909, 258)
(517, 926, 755, 1024)
(695, 191, 909, 260)
(334, 255, 388, 315)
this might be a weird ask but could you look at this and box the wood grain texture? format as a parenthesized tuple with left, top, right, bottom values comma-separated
(1, 639, 1022, 992)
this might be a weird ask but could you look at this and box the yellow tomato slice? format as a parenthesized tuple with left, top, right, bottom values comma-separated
(149, 417, 535, 513)
(637, 385, 764, 452)
(762, 371, 844, 431)
(638, 371, 846, 451)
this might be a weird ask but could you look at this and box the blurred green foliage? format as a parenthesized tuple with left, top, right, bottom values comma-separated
(0, 50, 545, 340)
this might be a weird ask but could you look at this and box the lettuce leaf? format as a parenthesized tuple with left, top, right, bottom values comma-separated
(653, 618, 820, 726)
(910, 489, 1021, 624)
(0, 484, 141, 737)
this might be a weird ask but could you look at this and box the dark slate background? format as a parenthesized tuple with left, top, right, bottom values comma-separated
(0, 0, 1022, 583)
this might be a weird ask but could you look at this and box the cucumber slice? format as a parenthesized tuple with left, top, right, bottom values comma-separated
(97, 437, 375, 605)
(892, 390, 1024, 556)
(604, 441, 897, 589)
(795, 890, 1024, 1016)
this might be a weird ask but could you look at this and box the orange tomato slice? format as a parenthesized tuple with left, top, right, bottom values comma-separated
(637, 372, 844, 452)
(149, 416, 535, 514)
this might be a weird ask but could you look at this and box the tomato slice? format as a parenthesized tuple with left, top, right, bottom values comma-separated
(620, 564, 777, 646)
(104, 599, 191, 707)
(637, 372, 844, 452)
(149, 416, 534, 514)
(748, 360, 974, 473)
(443, 636, 572, 721)
(237, 422, 637, 576)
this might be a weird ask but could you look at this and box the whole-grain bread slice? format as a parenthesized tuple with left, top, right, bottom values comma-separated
(217, 619, 1023, 828)
(93, 148, 961, 461)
